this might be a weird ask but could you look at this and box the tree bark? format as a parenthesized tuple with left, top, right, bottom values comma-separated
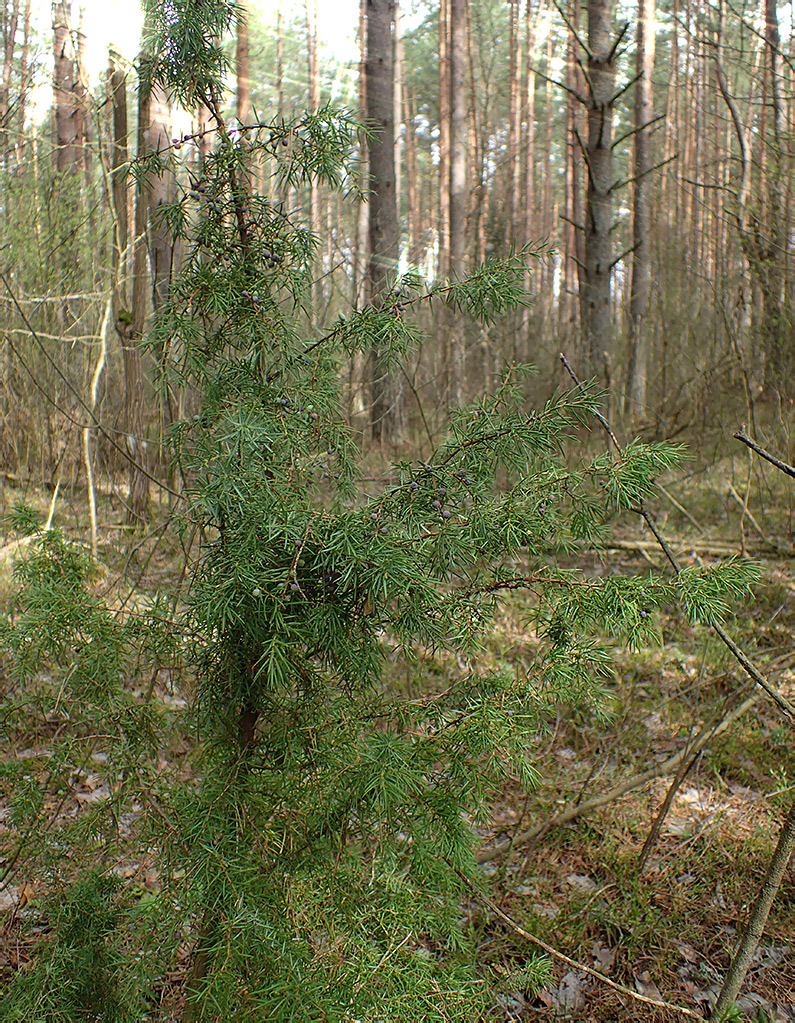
(146, 81, 174, 312)
(236, 0, 250, 125)
(366, 0, 403, 441)
(306, 0, 320, 314)
(52, 0, 85, 174)
(580, 0, 619, 382)
(446, 0, 467, 407)
(16, 0, 30, 166)
(438, 0, 450, 279)
(0, 0, 20, 153)
(625, 0, 655, 421)
(108, 52, 149, 523)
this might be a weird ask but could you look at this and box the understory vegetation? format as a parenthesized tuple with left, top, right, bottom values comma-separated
(0, 2, 793, 1021)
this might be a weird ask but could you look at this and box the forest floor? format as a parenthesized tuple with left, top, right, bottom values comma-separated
(0, 431, 793, 1022)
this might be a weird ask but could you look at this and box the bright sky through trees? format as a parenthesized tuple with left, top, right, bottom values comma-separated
(31, 0, 361, 90)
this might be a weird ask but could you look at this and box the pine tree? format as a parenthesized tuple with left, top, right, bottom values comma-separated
(0, 2, 759, 1019)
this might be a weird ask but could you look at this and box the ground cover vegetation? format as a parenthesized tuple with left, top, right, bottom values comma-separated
(0, 0, 793, 1021)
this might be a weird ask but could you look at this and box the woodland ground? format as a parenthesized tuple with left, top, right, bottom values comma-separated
(0, 419, 793, 1022)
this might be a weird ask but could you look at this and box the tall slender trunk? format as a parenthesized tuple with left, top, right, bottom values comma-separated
(581, 0, 618, 381)
(109, 52, 149, 522)
(236, 0, 250, 125)
(366, 0, 403, 441)
(393, 2, 403, 235)
(52, 0, 84, 174)
(524, 0, 540, 249)
(625, 0, 655, 421)
(761, 0, 788, 391)
(16, 0, 30, 166)
(447, 0, 467, 406)
(353, 0, 369, 310)
(306, 0, 320, 313)
(438, 0, 450, 279)
(507, 0, 520, 245)
(0, 0, 20, 152)
(75, 2, 91, 187)
(405, 83, 419, 265)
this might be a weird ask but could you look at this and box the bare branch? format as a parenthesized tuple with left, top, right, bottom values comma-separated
(559, 213, 585, 233)
(734, 428, 795, 479)
(551, 0, 593, 59)
(453, 868, 707, 1019)
(611, 154, 677, 191)
(612, 111, 666, 150)
(531, 66, 587, 107)
(606, 21, 630, 63)
(608, 243, 639, 271)
(610, 68, 643, 106)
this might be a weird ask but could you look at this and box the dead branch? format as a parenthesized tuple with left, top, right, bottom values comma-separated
(454, 868, 704, 1020)
(477, 691, 759, 863)
(711, 801, 795, 1019)
(734, 429, 795, 480)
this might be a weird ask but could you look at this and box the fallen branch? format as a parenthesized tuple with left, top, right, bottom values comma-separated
(454, 867, 704, 1020)
(478, 691, 759, 863)
(603, 539, 770, 558)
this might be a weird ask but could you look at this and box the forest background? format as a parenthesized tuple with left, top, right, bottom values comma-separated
(0, 0, 792, 1020)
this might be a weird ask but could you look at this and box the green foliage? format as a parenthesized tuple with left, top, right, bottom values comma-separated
(0, 873, 151, 1022)
(6, 498, 39, 536)
(0, 2, 761, 1019)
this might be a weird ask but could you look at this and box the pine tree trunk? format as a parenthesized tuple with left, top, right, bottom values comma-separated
(761, 0, 788, 393)
(447, 0, 467, 407)
(109, 53, 149, 523)
(16, 0, 30, 167)
(625, 0, 655, 422)
(581, 0, 617, 381)
(393, 1, 403, 232)
(306, 0, 321, 314)
(353, 0, 369, 311)
(0, 0, 20, 153)
(438, 0, 450, 279)
(52, 0, 84, 174)
(147, 84, 174, 312)
(236, 0, 250, 125)
(366, 0, 403, 441)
